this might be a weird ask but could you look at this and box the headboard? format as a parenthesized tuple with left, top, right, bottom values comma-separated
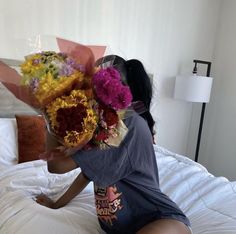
(0, 58, 37, 117)
(0, 83, 36, 117)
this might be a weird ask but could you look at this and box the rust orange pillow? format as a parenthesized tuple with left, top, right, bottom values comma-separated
(15, 115, 46, 163)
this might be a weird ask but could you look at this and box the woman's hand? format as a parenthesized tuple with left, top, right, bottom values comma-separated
(35, 173, 89, 210)
(35, 194, 56, 209)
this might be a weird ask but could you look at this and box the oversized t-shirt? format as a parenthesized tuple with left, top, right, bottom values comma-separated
(72, 112, 190, 234)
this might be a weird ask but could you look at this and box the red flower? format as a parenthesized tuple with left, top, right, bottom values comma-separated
(95, 130, 108, 141)
(99, 104, 118, 127)
(103, 110, 118, 127)
(56, 104, 87, 137)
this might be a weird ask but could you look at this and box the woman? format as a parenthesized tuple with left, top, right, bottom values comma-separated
(37, 56, 191, 234)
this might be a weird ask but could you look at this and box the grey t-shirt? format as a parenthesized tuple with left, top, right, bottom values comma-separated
(72, 112, 190, 233)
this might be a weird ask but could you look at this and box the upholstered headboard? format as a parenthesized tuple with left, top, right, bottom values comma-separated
(0, 59, 37, 117)
(0, 83, 36, 117)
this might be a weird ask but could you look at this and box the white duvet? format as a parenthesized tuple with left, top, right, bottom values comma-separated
(0, 161, 103, 234)
(0, 145, 236, 234)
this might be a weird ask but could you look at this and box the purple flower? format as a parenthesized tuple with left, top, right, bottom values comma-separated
(32, 59, 40, 65)
(65, 58, 85, 73)
(30, 77, 39, 92)
(73, 64, 85, 73)
(65, 57, 75, 66)
(59, 64, 74, 76)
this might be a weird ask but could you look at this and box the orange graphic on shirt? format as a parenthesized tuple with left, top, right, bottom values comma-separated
(95, 185, 123, 225)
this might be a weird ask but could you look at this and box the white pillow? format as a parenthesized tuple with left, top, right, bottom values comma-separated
(0, 118, 18, 165)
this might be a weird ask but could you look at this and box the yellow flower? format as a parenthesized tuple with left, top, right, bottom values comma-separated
(20, 51, 86, 107)
(34, 71, 84, 105)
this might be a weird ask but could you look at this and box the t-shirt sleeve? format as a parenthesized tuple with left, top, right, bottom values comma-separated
(71, 121, 135, 187)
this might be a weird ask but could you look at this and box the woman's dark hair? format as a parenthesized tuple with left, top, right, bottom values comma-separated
(95, 55, 155, 137)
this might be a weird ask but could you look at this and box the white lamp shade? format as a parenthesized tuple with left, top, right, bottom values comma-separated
(174, 75, 213, 103)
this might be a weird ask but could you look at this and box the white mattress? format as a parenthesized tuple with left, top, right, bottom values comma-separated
(0, 145, 236, 233)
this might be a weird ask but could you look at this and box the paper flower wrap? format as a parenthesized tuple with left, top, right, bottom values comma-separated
(0, 36, 133, 150)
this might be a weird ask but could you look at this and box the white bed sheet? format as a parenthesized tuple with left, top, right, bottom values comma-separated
(0, 160, 103, 234)
(156, 145, 236, 234)
(0, 145, 236, 233)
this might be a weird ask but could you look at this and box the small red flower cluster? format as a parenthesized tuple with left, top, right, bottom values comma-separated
(93, 104, 119, 144)
(101, 105, 119, 127)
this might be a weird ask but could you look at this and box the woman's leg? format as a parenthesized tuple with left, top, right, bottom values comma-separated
(136, 219, 191, 234)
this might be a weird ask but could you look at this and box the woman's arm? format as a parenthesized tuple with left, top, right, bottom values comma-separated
(46, 153, 78, 174)
(36, 172, 89, 209)
(40, 131, 78, 174)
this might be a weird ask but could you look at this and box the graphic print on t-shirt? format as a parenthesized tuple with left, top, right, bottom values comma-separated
(95, 185, 123, 225)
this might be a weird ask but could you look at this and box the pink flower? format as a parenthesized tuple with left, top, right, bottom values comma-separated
(93, 67, 132, 110)
(112, 86, 133, 110)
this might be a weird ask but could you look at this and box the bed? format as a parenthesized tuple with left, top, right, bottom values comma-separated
(0, 117, 236, 234)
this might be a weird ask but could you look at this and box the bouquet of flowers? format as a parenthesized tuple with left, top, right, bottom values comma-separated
(20, 50, 98, 148)
(0, 36, 132, 151)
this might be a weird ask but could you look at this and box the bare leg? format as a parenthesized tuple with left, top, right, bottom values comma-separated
(136, 219, 191, 234)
